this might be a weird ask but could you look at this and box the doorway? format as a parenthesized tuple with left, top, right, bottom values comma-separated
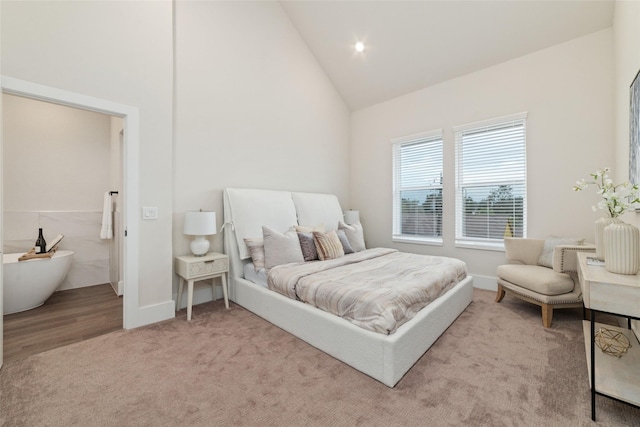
(0, 76, 141, 368)
(2, 93, 123, 362)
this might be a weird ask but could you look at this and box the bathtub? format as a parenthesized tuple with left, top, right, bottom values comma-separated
(3, 250, 73, 315)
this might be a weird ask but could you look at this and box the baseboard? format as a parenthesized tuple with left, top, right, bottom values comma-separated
(125, 300, 175, 329)
(110, 280, 124, 297)
(174, 284, 225, 310)
(472, 275, 498, 292)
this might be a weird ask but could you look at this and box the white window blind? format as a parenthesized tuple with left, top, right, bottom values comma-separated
(454, 113, 527, 249)
(392, 130, 443, 244)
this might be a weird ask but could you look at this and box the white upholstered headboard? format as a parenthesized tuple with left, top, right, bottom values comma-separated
(224, 188, 298, 260)
(223, 188, 344, 297)
(291, 192, 344, 232)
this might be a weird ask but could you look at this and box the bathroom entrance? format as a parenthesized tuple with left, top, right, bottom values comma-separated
(0, 76, 141, 368)
(3, 94, 124, 297)
(1, 94, 124, 362)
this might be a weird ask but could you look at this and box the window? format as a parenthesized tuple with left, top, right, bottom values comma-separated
(454, 113, 527, 250)
(392, 130, 443, 245)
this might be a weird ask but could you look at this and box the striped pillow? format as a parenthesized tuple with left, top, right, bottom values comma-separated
(312, 230, 345, 261)
(243, 237, 265, 270)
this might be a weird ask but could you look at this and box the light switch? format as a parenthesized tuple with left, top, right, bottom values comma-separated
(142, 206, 158, 220)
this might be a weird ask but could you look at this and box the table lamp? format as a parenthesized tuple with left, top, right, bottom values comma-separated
(183, 210, 217, 256)
(344, 210, 360, 225)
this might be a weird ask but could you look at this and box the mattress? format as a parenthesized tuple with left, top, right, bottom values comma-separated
(267, 248, 467, 334)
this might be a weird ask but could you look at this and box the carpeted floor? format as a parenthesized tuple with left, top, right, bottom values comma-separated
(1, 288, 639, 426)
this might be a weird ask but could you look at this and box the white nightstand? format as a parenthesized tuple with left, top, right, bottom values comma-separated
(175, 252, 229, 321)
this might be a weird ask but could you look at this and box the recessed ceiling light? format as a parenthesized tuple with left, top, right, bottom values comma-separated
(354, 41, 365, 53)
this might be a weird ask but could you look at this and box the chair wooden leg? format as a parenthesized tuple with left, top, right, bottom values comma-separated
(542, 304, 553, 328)
(495, 284, 506, 303)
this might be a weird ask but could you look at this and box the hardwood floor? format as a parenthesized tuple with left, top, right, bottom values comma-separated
(3, 283, 122, 364)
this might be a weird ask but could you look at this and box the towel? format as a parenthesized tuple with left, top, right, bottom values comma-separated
(100, 192, 113, 239)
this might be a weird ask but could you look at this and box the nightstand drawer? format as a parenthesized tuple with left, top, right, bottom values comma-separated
(188, 257, 228, 278)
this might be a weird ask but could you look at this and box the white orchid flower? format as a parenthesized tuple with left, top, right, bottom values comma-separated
(574, 168, 640, 218)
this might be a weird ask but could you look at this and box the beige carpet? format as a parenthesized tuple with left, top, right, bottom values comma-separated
(1, 289, 639, 426)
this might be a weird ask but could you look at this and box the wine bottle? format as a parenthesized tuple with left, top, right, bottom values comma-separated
(35, 228, 46, 254)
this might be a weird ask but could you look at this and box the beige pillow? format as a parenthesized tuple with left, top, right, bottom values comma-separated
(338, 221, 366, 252)
(538, 236, 584, 268)
(313, 230, 345, 261)
(295, 224, 325, 233)
(263, 226, 304, 269)
(243, 237, 265, 270)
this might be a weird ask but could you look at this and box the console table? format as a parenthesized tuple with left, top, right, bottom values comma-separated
(576, 252, 640, 421)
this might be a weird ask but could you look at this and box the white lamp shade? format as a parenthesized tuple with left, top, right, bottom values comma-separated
(344, 210, 360, 225)
(183, 211, 217, 236)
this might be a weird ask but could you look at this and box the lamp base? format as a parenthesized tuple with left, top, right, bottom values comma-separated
(190, 236, 210, 257)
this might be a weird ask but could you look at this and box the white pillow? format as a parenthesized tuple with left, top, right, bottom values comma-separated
(263, 226, 304, 269)
(537, 236, 584, 268)
(338, 221, 366, 252)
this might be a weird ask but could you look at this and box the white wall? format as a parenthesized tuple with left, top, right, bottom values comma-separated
(1, 0, 350, 317)
(3, 94, 110, 212)
(173, 2, 350, 304)
(1, 1, 174, 312)
(1, 1, 620, 319)
(351, 29, 614, 286)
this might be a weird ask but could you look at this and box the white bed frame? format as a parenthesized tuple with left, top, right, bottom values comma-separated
(223, 188, 473, 387)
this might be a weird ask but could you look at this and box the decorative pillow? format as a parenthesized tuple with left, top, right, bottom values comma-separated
(336, 229, 354, 254)
(297, 232, 319, 261)
(313, 230, 345, 261)
(537, 236, 585, 268)
(338, 221, 366, 252)
(262, 226, 304, 269)
(243, 237, 265, 270)
(295, 224, 326, 233)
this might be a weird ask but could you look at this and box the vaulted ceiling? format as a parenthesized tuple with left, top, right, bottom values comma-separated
(281, 1, 615, 110)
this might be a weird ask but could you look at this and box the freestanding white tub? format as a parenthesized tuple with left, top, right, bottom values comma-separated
(3, 250, 73, 315)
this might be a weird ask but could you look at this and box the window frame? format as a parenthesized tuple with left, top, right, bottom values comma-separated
(391, 129, 444, 246)
(453, 112, 528, 251)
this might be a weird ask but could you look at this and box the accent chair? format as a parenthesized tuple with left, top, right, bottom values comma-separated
(496, 237, 595, 328)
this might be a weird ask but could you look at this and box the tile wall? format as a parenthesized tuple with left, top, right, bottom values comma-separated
(3, 211, 110, 290)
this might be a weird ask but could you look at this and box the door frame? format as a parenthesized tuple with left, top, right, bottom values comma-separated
(0, 76, 140, 356)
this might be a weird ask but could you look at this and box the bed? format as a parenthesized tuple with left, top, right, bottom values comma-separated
(223, 188, 474, 387)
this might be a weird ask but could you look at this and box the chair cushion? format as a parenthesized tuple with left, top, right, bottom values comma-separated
(496, 264, 575, 296)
